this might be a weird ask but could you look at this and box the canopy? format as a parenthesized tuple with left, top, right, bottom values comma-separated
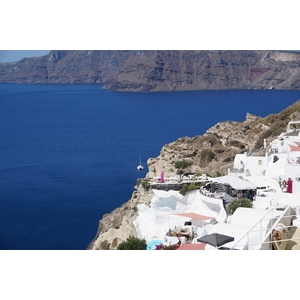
(201, 222, 254, 249)
(176, 243, 206, 250)
(172, 212, 214, 221)
(288, 144, 300, 151)
(215, 175, 256, 190)
(246, 175, 272, 188)
(197, 233, 234, 248)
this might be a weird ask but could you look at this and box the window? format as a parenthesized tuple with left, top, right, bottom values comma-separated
(258, 160, 262, 166)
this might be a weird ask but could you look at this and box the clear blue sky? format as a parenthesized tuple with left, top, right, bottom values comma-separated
(0, 50, 50, 63)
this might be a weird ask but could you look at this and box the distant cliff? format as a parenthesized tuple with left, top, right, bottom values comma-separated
(1, 50, 300, 92)
(0, 50, 136, 84)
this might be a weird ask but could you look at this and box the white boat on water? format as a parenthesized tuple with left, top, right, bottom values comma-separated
(137, 154, 144, 170)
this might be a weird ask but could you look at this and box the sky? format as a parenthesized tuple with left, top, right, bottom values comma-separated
(0, 50, 50, 63)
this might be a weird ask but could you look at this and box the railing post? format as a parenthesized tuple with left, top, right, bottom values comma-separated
(260, 220, 262, 244)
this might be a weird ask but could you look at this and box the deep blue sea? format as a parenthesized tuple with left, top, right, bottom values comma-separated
(1, 83, 300, 250)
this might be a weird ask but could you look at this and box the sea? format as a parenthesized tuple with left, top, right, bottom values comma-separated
(1, 83, 300, 250)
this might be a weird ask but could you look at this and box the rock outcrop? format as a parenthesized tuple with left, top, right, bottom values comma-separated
(106, 50, 300, 92)
(146, 100, 300, 179)
(88, 104, 299, 249)
(87, 184, 154, 250)
(146, 113, 267, 178)
(1, 50, 300, 92)
(0, 50, 137, 84)
(87, 97, 300, 250)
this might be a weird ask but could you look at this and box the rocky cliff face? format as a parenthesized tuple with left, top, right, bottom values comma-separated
(87, 112, 264, 249)
(106, 50, 300, 92)
(0, 50, 137, 84)
(147, 99, 300, 179)
(88, 100, 300, 249)
(1, 50, 300, 92)
(87, 184, 154, 250)
(146, 113, 264, 178)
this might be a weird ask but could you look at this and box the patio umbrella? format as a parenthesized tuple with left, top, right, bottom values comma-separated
(197, 233, 234, 248)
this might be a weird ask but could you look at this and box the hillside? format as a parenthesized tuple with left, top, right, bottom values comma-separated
(88, 99, 300, 249)
(1, 50, 300, 92)
(147, 100, 300, 178)
(0, 50, 137, 84)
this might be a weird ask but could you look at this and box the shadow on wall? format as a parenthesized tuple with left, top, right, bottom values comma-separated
(152, 195, 180, 210)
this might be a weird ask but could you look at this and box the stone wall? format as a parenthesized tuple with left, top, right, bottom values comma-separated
(150, 181, 205, 191)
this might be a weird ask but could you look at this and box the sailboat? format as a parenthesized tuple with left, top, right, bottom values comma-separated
(137, 154, 144, 170)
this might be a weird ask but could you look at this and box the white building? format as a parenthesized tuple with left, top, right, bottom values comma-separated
(230, 120, 300, 195)
(137, 122, 300, 250)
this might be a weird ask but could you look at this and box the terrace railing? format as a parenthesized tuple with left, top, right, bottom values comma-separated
(229, 207, 296, 250)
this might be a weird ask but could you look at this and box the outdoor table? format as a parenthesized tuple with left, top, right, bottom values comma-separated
(171, 230, 190, 237)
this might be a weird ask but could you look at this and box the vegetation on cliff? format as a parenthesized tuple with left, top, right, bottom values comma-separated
(117, 236, 147, 250)
(179, 184, 201, 196)
(90, 99, 300, 250)
(251, 100, 300, 149)
(174, 159, 191, 170)
(147, 100, 300, 178)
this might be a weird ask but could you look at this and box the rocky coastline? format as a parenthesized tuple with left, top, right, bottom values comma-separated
(87, 105, 295, 249)
(87, 185, 154, 250)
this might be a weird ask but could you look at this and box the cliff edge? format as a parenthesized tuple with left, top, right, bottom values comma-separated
(87, 100, 300, 249)
(87, 184, 154, 250)
(1, 50, 300, 92)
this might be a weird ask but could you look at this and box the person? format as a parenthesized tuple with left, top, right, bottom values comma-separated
(293, 125, 297, 132)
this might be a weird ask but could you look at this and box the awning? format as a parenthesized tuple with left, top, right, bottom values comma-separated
(176, 243, 206, 250)
(246, 175, 272, 188)
(215, 175, 257, 190)
(288, 144, 300, 151)
(172, 212, 214, 221)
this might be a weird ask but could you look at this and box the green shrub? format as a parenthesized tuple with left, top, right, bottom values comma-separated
(179, 184, 200, 196)
(174, 159, 191, 169)
(227, 198, 253, 215)
(117, 236, 147, 250)
(212, 171, 225, 177)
